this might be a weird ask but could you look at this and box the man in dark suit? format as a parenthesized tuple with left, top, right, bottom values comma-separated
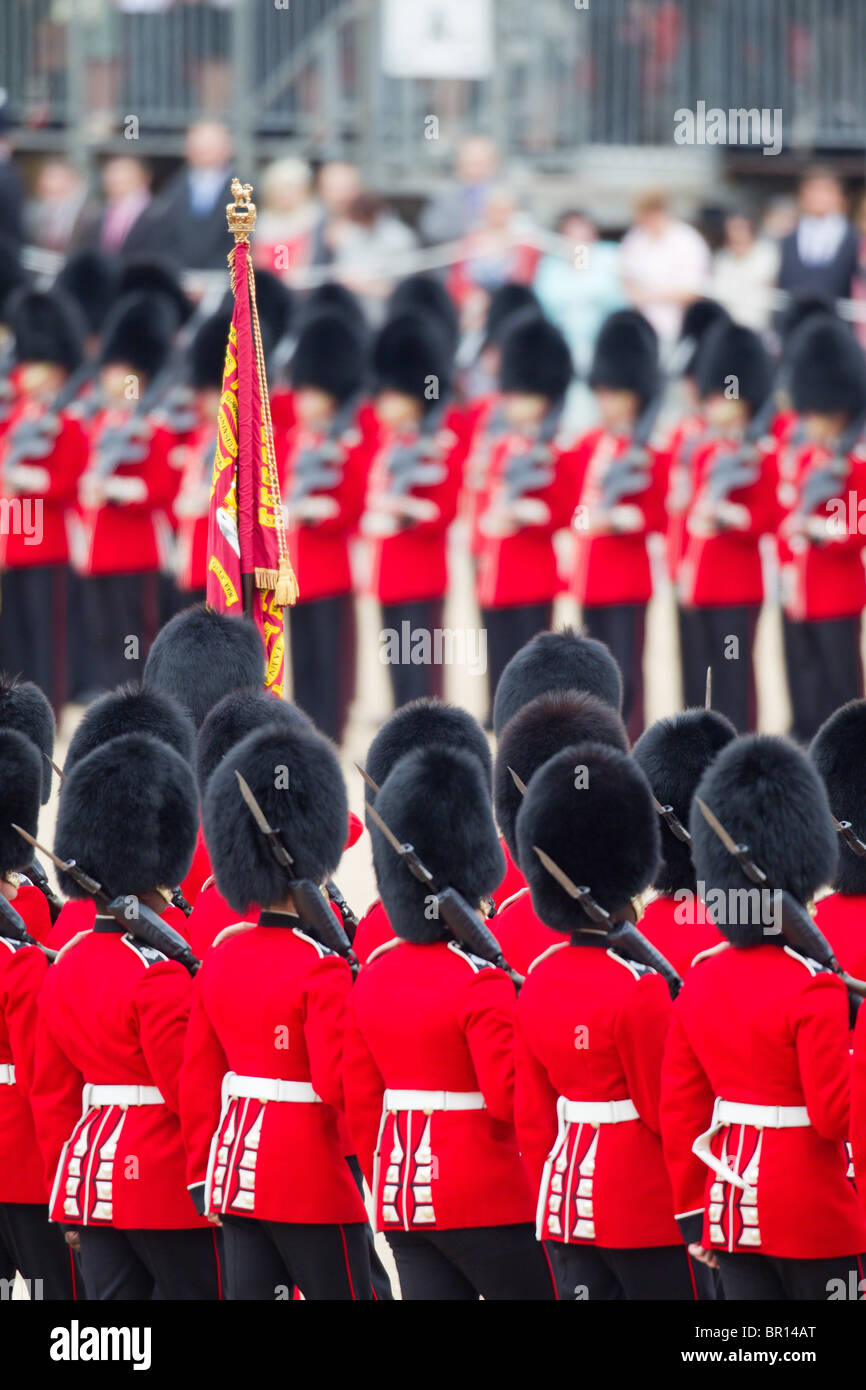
(0, 88, 24, 249)
(778, 166, 858, 303)
(150, 121, 234, 271)
(75, 156, 162, 259)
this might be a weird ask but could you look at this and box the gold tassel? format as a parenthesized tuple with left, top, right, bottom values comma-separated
(255, 559, 299, 606)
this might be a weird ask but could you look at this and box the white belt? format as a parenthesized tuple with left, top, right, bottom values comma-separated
(559, 1097, 639, 1126)
(384, 1089, 485, 1113)
(0, 1063, 15, 1085)
(693, 1098, 811, 1191)
(85, 1083, 164, 1109)
(225, 1075, 322, 1104)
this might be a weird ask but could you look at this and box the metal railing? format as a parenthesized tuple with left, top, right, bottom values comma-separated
(2, 0, 865, 180)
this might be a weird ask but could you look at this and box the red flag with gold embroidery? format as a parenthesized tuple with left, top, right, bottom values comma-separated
(206, 180, 298, 696)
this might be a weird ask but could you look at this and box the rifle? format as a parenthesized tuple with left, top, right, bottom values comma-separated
(3, 360, 98, 470)
(11, 825, 200, 977)
(499, 402, 563, 503)
(234, 773, 358, 974)
(289, 393, 363, 504)
(701, 389, 779, 508)
(788, 407, 866, 528)
(600, 385, 666, 511)
(0, 889, 56, 960)
(25, 855, 64, 925)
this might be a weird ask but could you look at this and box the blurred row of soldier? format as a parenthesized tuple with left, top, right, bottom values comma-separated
(3, 610, 866, 1301)
(1, 249, 865, 744)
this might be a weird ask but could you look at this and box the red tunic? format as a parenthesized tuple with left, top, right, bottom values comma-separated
(179, 916, 366, 1224)
(678, 437, 780, 607)
(31, 920, 207, 1229)
(344, 937, 535, 1231)
(780, 443, 866, 621)
(0, 402, 88, 568)
(660, 942, 865, 1257)
(76, 411, 181, 576)
(0, 912, 51, 1203)
(475, 432, 576, 608)
(664, 413, 707, 580)
(849, 1002, 866, 1213)
(47, 899, 190, 952)
(571, 429, 669, 606)
(813, 892, 866, 982)
(492, 886, 567, 978)
(496, 841, 526, 905)
(365, 410, 467, 604)
(639, 895, 724, 980)
(183, 827, 212, 904)
(170, 423, 212, 592)
(515, 940, 681, 1248)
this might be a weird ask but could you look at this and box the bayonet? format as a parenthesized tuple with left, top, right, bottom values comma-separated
(508, 766, 528, 797)
(705, 666, 712, 711)
(694, 797, 767, 885)
(354, 762, 381, 798)
(652, 795, 691, 844)
(833, 816, 866, 858)
(235, 771, 294, 870)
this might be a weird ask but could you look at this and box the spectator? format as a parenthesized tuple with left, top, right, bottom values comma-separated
(850, 191, 866, 350)
(619, 189, 710, 344)
(328, 192, 417, 303)
(150, 119, 234, 270)
(418, 133, 499, 246)
(26, 159, 87, 253)
(76, 156, 159, 258)
(0, 89, 24, 247)
(533, 209, 624, 373)
(309, 161, 362, 266)
(709, 210, 780, 332)
(253, 156, 319, 279)
(777, 166, 857, 303)
(447, 185, 539, 311)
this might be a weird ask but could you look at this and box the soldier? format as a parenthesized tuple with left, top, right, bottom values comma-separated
(810, 700, 866, 978)
(55, 249, 121, 359)
(661, 735, 866, 1298)
(0, 288, 89, 710)
(571, 309, 668, 739)
(280, 310, 373, 742)
(74, 292, 182, 695)
(344, 742, 557, 1300)
(475, 312, 576, 721)
(354, 696, 494, 965)
(181, 721, 374, 1299)
(632, 709, 737, 976)
(492, 625, 623, 736)
(0, 726, 80, 1298)
(513, 742, 699, 1300)
(29, 732, 221, 1299)
(778, 315, 866, 741)
(363, 313, 466, 707)
(677, 322, 777, 729)
(492, 690, 629, 974)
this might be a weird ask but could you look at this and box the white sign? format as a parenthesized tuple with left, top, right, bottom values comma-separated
(381, 0, 494, 80)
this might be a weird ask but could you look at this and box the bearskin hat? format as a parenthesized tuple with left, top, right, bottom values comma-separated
(810, 700, 866, 895)
(371, 312, 452, 409)
(789, 315, 866, 419)
(779, 291, 836, 350)
(483, 283, 542, 348)
(190, 311, 230, 392)
(298, 282, 367, 340)
(203, 724, 347, 912)
(252, 269, 293, 348)
(143, 605, 265, 730)
(696, 320, 774, 414)
(195, 687, 313, 797)
(690, 734, 837, 945)
(632, 709, 737, 895)
(54, 733, 198, 901)
(364, 698, 491, 814)
(100, 292, 175, 380)
(0, 247, 29, 325)
(493, 628, 623, 737)
(0, 675, 55, 803)
(386, 274, 459, 356)
(291, 312, 365, 403)
(495, 691, 628, 863)
(56, 249, 120, 336)
(589, 309, 659, 409)
(499, 310, 573, 403)
(679, 298, 730, 378)
(64, 684, 195, 777)
(6, 287, 85, 374)
(371, 745, 505, 944)
(0, 730, 43, 876)
(116, 256, 192, 328)
(517, 743, 660, 934)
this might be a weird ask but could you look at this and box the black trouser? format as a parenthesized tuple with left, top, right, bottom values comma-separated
(289, 592, 357, 743)
(0, 1202, 83, 1300)
(345, 1153, 394, 1300)
(380, 599, 445, 708)
(221, 1215, 372, 1300)
(386, 1224, 558, 1301)
(0, 566, 68, 714)
(679, 603, 759, 732)
(783, 613, 862, 744)
(483, 602, 553, 726)
(78, 1224, 222, 1300)
(77, 572, 160, 697)
(716, 1250, 865, 1300)
(549, 1240, 702, 1301)
(582, 603, 646, 741)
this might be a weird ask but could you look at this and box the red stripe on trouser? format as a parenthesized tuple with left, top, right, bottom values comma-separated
(339, 1224, 357, 1301)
